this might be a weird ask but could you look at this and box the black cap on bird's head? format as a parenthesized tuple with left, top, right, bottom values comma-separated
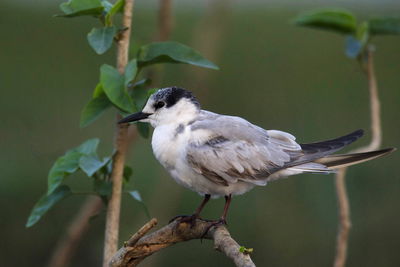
(118, 86, 200, 124)
(152, 87, 200, 109)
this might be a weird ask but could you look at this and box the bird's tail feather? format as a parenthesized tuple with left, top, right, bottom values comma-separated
(287, 129, 365, 168)
(313, 148, 395, 169)
(287, 162, 334, 174)
(266, 148, 395, 182)
(299, 129, 364, 158)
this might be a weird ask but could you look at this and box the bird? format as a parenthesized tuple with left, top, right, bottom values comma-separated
(119, 86, 395, 227)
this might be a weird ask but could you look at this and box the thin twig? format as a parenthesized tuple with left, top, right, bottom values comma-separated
(157, 0, 173, 41)
(103, 1, 136, 266)
(357, 47, 381, 153)
(110, 219, 256, 267)
(186, 0, 231, 98)
(144, 0, 174, 86)
(334, 168, 351, 267)
(333, 47, 381, 267)
(126, 218, 158, 246)
(47, 197, 103, 267)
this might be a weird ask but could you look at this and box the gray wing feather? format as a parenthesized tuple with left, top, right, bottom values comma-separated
(187, 112, 303, 186)
(187, 114, 364, 186)
(190, 111, 270, 143)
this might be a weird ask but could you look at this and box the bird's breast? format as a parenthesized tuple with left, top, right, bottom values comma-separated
(151, 124, 189, 170)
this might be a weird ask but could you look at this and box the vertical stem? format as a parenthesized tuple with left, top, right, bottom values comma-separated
(47, 197, 103, 267)
(186, 0, 231, 98)
(333, 47, 381, 267)
(364, 48, 381, 152)
(158, 0, 173, 41)
(333, 168, 351, 267)
(145, 0, 173, 87)
(103, 1, 135, 266)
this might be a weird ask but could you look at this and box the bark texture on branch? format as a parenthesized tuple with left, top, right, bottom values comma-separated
(333, 47, 381, 267)
(110, 218, 256, 267)
(103, 0, 136, 266)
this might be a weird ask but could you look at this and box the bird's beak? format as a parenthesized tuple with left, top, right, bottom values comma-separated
(118, 112, 151, 124)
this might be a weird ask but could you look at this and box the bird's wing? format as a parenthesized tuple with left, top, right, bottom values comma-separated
(186, 112, 303, 186)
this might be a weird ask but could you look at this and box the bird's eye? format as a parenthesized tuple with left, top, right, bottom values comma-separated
(154, 101, 165, 110)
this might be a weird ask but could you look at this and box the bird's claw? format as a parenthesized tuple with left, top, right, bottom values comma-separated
(201, 218, 227, 240)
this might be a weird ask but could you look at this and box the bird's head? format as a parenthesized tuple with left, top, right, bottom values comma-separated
(119, 87, 200, 127)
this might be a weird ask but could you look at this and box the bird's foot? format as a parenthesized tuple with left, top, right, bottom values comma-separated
(201, 218, 227, 239)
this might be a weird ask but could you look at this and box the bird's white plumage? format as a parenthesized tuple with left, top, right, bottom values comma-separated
(119, 87, 392, 221)
(138, 89, 327, 197)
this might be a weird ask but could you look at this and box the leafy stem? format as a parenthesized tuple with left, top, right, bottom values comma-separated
(294, 8, 398, 267)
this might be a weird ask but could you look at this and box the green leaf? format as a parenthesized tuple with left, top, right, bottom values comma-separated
(130, 78, 151, 89)
(58, 0, 104, 17)
(100, 64, 135, 113)
(47, 139, 100, 194)
(99, 156, 113, 176)
(356, 21, 370, 46)
(80, 155, 110, 177)
(128, 190, 150, 219)
(127, 83, 156, 118)
(239, 246, 254, 254)
(80, 93, 112, 127)
(130, 86, 149, 111)
(294, 8, 357, 34)
(101, 0, 113, 13)
(128, 85, 153, 138)
(71, 138, 100, 155)
(26, 185, 72, 227)
(47, 151, 82, 195)
(124, 59, 138, 87)
(131, 86, 157, 112)
(137, 41, 219, 70)
(137, 122, 150, 139)
(368, 17, 400, 35)
(87, 26, 117, 55)
(93, 83, 104, 97)
(123, 165, 133, 183)
(105, 0, 124, 26)
(345, 35, 362, 58)
(93, 179, 113, 197)
(129, 190, 142, 202)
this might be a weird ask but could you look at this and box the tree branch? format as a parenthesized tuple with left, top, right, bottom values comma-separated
(103, 0, 136, 266)
(110, 219, 256, 267)
(334, 47, 381, 267)
(47, 196, 103, 267)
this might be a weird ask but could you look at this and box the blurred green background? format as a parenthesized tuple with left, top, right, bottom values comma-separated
(1, 0, 399, 266)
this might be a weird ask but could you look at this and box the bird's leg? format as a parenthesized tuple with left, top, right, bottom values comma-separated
(194, 193, 211, 217)
(202, 194, 232, 238)
(169, 194, 211, 227)
(220, 194, 232, 224)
